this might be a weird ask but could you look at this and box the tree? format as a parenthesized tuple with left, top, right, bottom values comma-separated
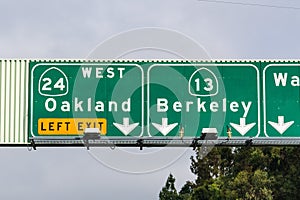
(189, 146, 234, 199)
(159, 146, 300, 200)
(225, 169, 272, 200)
(190, 146, 233, 185)
(178, 181, 194, 200)
(267, 147, 300, 200)
(159, 174, 179, 200)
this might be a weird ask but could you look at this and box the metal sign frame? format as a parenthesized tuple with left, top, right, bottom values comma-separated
(1, 59, 300, 148)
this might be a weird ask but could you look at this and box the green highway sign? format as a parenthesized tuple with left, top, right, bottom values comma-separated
(27, 60, 300, 142)
(29, 61, 144, 138)
(263, 63, 300, 137)
(148, 63, 260, 138)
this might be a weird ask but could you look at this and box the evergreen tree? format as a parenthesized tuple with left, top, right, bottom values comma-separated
(159, 174, 180, 200)
(159, 146, 300, 200)
(190, 146, 233, 185)
(178, 181, 194, 200)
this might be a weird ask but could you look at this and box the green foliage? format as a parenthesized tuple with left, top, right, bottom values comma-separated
(179, 181, 194, 200)
(226, 169, 272, 200)
(159, 146, 300, 200)
(159, 174, 179, 200)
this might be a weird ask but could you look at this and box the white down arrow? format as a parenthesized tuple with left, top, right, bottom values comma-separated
(268, 116, 294, 135)
(113, 118, 139, 136)
(152, 118, 178, 136)
(230, 118, 256, 136)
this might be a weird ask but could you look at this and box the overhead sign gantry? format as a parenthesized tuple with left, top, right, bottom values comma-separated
(1, 59, 300, 147)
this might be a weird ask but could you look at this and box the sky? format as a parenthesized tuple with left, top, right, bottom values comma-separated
(1, 0, 300, 199)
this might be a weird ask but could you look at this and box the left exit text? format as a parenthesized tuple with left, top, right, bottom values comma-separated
(38, 118, 107, 135)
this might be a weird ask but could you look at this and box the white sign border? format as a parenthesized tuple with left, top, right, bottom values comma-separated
(263, 64, 300, 137)
(30, 62, 144, 138)
(147, 63, 261, 138)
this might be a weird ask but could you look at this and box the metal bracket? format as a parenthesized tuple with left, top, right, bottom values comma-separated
(191, 138, 200, 150)
(245, 139, 253, 147)
(83, 128, 101, 150)
(83, 139, 90, 150)
(137, 139, 144, 150)
(30, 139, 37, 150)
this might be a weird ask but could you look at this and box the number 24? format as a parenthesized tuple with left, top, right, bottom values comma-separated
(42, 78, 65, 91)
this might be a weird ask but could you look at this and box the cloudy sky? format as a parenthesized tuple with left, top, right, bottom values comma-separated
(1, 0, 300, 199)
